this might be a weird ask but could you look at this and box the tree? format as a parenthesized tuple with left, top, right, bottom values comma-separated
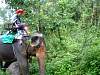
(0, 0, 99, 75)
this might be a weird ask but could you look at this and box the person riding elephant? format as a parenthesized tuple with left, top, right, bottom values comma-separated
(9, 9, 30, 41)
(10, 9, 24, 26)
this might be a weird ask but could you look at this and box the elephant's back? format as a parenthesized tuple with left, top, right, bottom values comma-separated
(0, 37, 15, 62)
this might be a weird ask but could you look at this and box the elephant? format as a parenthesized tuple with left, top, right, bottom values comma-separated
(0, 32, 46, 75)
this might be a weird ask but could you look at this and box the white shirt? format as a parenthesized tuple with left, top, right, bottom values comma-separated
(10, 14, 17, 23)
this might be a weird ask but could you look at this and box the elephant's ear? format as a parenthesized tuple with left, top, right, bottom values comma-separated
(31, 33, 43, 46)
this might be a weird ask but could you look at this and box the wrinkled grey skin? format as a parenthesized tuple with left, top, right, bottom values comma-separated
(0, 38, 29, 75)
(0, 32, 46, 75)
(7, 61, 20, 75)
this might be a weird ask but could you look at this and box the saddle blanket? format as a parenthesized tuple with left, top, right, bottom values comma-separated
(1, 34, 15, 43)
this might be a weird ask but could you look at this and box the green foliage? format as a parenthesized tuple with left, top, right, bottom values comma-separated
(0, 0, 99, 75)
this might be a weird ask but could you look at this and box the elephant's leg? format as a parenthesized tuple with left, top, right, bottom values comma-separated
(36, 45, 45, 75)
(0, 61, 3, 68)
(7, 61, 20, 75)
(4, 61, 12, 68)
(2, 61, 12, 72)
(12, 42, 29, 75)
(0, 61, 5, 71)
